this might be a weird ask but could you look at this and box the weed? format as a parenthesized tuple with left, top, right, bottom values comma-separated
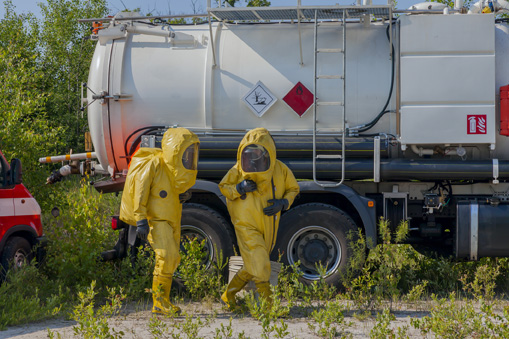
(172, 312, 211, 339)
(308, 262, 337, 304)
(43, 179, 120, 290)
(149, 311, 212, 339)
(370, 308, 408, 339)
(410, 292, 509, 338)
(71, 280, 125, 339)
(403, 281, 428, 303)
(344, 218, 419, 311)
(213, 317, 234, 339)
(148, 315, 171, 339)
(0, 264, 65, 330)
(276, 260, 304, 304)
(308, 300, 352, 338)
(243, 287, 291, 339)
(178, 239, 226, 301)
(104, 245, 155, 300)
(459, 257, 501, 301)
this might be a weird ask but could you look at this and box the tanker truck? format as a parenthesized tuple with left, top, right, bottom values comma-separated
(41, 1, 509, 286)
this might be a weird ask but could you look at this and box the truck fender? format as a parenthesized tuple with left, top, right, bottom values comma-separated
(191, 180, 227, 205)
(0, 224, 39, 253)
(298, 181, 377, 248)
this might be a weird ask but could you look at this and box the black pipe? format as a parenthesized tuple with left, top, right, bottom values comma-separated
(198, 135, 389, 158)
(197, 158, 509, 181)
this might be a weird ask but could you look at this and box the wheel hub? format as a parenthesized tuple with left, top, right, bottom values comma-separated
(288, 226, 342, 280)
(14, 250, 26, 269)
(302, 239, 329, 263)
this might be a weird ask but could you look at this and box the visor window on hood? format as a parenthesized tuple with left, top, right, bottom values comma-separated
(182, 143, 199, 170)
(241, 144, 270, 173)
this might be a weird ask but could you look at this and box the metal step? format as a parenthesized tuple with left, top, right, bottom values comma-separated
(316, 154, 343, 159)
(316, 75, 344, 79)
(316, 101, 343, 106)
(317, 48, 343, 53)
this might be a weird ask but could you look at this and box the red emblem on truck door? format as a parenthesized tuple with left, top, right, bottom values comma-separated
(467, 115, 487, 134)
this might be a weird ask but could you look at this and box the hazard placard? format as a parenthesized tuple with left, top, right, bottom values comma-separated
(242, 81, 277, 118)
(283, 82, 314, 117)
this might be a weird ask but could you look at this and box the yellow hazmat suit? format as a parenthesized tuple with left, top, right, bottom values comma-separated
(120, 127, 199, 314)
(219, 128, 299, 308)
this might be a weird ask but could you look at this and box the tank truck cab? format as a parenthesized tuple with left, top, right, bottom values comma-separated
(0, 149, 46, 280)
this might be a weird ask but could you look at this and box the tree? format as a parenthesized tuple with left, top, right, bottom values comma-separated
(37, 0, 108, 151)
(0, 1, 61, 197)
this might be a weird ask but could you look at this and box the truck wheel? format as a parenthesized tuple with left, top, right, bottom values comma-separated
(273, 203, 358, 287)
(1, 237, 33, 278)
(180, 203, 235, 270)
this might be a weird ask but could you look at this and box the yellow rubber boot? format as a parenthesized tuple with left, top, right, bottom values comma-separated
(255, 281, 272, 309)
(221, 274, 248, 309)
(152, 275, 181, 315)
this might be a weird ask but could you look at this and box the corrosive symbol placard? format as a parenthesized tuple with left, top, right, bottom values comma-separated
(242, 81, 277, 118)
(283, 81, 314, 117)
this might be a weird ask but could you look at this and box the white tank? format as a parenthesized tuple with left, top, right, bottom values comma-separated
(87, 10, 509, 176)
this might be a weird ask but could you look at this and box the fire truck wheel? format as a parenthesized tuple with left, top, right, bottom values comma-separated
(1, 237, 33, 278)
(179, 203, 235, 275)
(272, 203, 358, 287)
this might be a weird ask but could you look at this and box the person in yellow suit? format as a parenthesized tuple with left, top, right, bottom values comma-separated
(120, 127, 199, 315)
(219, 128, 299, 309)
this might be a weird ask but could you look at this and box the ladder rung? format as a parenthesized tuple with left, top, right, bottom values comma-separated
(316, 155, 343, 159)
(317, 48, 343, 53)
(317, 101, 343, 106)
(316, 75, 344, 79)
(317, 22, 344, 27)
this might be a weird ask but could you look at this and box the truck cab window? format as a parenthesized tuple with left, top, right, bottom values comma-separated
(0, 160, 4, 188)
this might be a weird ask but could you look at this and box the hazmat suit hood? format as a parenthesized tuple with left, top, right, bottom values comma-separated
(161, 128, 200, 194)
(236, 128, 276, 191)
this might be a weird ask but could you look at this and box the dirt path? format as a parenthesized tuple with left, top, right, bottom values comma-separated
(1, 301, 427, 339)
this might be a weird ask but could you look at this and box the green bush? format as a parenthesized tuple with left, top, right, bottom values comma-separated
(411, 292, 509, 338)
(178, 238, 226, 301)
(0, 264, 66, 330)
(42, 178, 119, 290)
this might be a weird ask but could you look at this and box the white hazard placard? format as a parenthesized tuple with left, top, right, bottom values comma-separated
(242, 81, 277, 118)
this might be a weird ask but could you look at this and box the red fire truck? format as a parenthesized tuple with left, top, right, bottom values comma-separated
(0, 149, 45, 279)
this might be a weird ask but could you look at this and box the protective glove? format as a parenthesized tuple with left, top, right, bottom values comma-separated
(263, 199, 289, 216)
(236, 180, 257, 195)
(136, 219, 150, 241)
(179, 190, 192, 203)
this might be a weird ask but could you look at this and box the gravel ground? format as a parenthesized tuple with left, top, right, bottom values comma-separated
(1, 300, 431, 339)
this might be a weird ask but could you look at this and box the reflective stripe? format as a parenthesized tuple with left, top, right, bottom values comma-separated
(14, 197, 41, 216)
(0, 198, 14, 216)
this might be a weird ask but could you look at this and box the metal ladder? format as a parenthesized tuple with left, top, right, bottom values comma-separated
(312, 9, 346, 188)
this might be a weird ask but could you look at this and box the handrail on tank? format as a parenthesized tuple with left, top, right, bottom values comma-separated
(78, 13, 208, 23)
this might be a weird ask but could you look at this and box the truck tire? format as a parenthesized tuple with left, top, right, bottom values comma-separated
(181, 203, 235, 271)
(1, 236, 33, 279)
(272, 203, 358, 287)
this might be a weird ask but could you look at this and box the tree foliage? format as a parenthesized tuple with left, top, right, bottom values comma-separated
(0, 0, 107, 206)
(0, 1, 61, 195)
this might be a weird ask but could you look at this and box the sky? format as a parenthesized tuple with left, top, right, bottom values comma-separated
(5, 0, 420, 19)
